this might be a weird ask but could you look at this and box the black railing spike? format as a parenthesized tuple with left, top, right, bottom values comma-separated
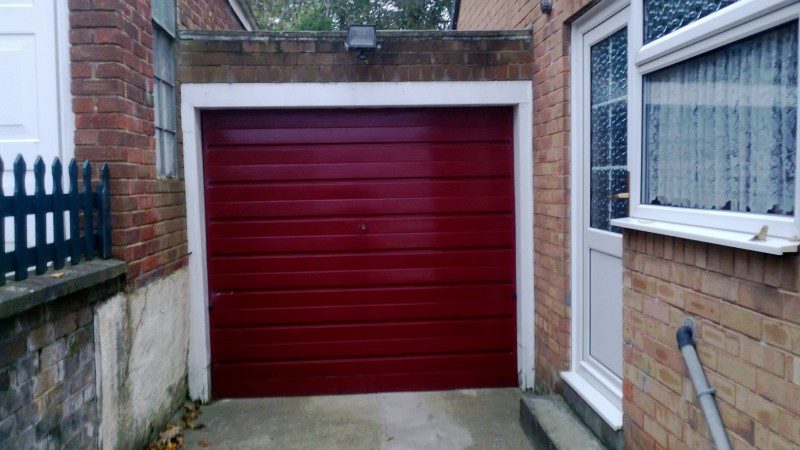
(0, 156, 5, 286)
(52, 158, 66, 270)
(69, 158, 80, 264)
(82, 160, 94, 261)
(99, 163, 111, 259)
(13, 155, 26, 281)
(33, 157, 47, 275)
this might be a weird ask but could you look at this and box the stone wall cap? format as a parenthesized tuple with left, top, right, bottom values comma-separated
(0, 259, 126, 320)
(179, 29, 532, 42)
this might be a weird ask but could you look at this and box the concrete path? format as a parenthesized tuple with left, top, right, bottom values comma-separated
(183, 388, 533, 450)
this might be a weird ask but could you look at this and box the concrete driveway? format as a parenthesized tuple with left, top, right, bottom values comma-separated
(182, 388, 532, 449)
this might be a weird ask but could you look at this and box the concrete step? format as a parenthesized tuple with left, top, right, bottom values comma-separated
(562, 381, 623, 450)
(519, 395, 606, 450)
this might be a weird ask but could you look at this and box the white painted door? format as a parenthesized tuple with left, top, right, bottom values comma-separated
(572, 5, 630, 413)
(0, 0, 65, 162)
(0, 0, 71, 247)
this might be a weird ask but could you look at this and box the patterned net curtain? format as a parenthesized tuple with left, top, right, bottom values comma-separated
(643, 22, 798, 216)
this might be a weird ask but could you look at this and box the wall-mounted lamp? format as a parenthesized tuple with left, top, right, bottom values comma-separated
(540, 0, 553, 15)
(346, 24, 377, 61)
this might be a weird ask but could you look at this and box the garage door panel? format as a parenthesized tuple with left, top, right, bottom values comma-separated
(212, 352, 515, 380)
(211, 299, 514, 328)
(212, 333, 516, 363)
(209, 265, 514, 290)
(204, 142, 512, 166)
(207, 231, 514, 255)
(202, 107, 513, 130)
(208, 249, 514, 273)
(204, 107, 516, 397)
(212, 369, 516, 398)
(205, 179, 514, 202)
(210, 285, 516, 309)
(211, 318, 515, 345)
(203, 125, 510, 146)
(206, 196, 513, 219)
(207, 215, 513, 237)
(205, 160, 512, 182)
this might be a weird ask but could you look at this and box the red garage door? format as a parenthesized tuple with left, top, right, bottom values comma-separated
(202, 107, 517, 398)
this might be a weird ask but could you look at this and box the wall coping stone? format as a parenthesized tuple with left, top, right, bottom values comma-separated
(179, 29, 532, 41)
(0, 259, 126, 320)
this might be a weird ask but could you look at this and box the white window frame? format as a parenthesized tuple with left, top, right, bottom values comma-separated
(623, 0, 800, 241)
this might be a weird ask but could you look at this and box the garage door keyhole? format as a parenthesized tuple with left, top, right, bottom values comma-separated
(358, 222, 367, 234)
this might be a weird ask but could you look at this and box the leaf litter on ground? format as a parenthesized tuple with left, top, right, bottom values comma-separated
(145, 401, 207, 449)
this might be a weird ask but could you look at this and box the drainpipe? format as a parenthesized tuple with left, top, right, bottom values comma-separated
(676, 319, 732, 450)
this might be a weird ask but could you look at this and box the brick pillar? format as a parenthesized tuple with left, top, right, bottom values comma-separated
(69, 0, 188, 289)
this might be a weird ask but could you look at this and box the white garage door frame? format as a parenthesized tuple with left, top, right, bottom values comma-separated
(180, 81, 535, 401)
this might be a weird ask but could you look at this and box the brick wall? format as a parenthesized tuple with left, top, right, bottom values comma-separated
(623, 231, 800, 449)
(178, 0, 244, 31)
(457, 0, 536, 30)
(178, 30, 532, 84)
(458, 0, 595, 393)
(0, 275, 123, 449)
(457, 1, 800, 449)
(69, 0, 245, 290)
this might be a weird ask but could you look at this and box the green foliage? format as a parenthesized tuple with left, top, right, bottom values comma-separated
(246, 0, 452, 31)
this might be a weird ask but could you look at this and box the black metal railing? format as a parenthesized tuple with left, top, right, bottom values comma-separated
(0, 155, 111, 285)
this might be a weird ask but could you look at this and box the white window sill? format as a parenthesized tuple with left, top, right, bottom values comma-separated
(611, 217, 800, 255)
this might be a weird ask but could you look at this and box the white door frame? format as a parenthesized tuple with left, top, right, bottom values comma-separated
(56, 0, 75, 162)
(180, 81, 535, 401)
(564, 0, 630, 431)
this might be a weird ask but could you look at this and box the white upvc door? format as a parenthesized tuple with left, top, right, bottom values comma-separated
(565, 0, 630, 430)
(0, 0, 68, 163)
(0, 0, 72, 247)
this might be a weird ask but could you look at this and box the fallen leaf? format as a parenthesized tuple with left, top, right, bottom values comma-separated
(184, 401, 199, 413)
(185, 421, 205, 430)
(157, 423, 183, 445)
(198, 439, 210, 447)
(50, 272, 66, 278)
(751, 225, 769, 241)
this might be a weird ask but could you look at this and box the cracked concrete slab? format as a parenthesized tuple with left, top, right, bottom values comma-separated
(182, 388, 533, 449)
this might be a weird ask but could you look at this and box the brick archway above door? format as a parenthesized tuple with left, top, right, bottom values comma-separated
(202, 107, 518, 397)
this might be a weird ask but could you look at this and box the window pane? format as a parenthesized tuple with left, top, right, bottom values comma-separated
(151, 0, 176, 36)
(160, 83, 176, 132)
(644, 0, 740, 44)
(155, 129, 165, 175)
(163, 131, 177, 177)
(153, 27, 175, 83)
(643, 22, 798, 216)
(590, 28, 628, 233)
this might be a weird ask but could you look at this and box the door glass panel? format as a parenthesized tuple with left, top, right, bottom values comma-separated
(644, 0, 740, 44)
(590, 28, 628, 233)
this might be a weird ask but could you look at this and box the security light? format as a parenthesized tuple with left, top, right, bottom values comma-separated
(346, 25, 377, 61)
(540, 0, 553, 14)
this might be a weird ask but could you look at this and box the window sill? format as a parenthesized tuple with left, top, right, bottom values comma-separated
(611, 217, 799, 255)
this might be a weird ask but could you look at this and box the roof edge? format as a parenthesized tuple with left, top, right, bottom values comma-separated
(179, 29, 533, 41)
(228, 0, 259, 31)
